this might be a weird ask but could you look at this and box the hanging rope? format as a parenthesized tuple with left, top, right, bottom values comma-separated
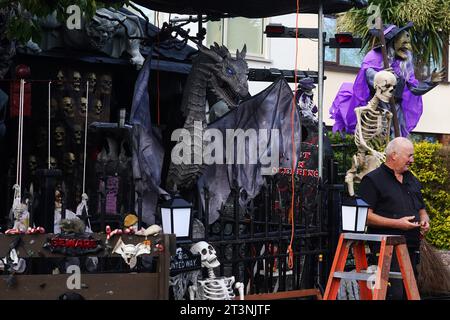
(13, 79, 25, 210)
(48, 81, 52, 169)
(287, 0, 301, 270)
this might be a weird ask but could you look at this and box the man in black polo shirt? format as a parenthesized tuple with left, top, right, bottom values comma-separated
(359, 137, 430, 299)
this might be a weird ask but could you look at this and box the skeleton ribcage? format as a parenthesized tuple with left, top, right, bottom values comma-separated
(198, 277, 235, 300)
(355, 109, 391, 153)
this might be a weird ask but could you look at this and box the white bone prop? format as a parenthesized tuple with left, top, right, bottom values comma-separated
(134, 224, 162, 237)
(188, 241, 244, 300)
(112, 237, 151, 268)
(345, 70, 395, 196)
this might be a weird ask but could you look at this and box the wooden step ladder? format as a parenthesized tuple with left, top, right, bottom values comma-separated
(324, 233, 420, 300)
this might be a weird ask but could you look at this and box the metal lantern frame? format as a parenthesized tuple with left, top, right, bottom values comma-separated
(340, 197, 369, 233)
(160, 195, 193, 242)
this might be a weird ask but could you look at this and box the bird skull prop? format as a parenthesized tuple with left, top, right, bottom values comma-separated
(80, 97, 88, 115)
(62, 97, 74, 118)
(87, 72, 96, 90)
(54, 126, 65, 147)
(190, 241, 220, 269)
(73, 124, 82, 145)
(100, 74, 112, 95)
(374, 71, 397, 103)
(72, 71, 82, 92)
(94, 99, 103, 116)
(28, 155, 38, 175)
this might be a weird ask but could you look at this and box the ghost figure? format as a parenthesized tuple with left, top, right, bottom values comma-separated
(188, 241, 244, 300)
(62, 97, 74, 118)
(100, 74, 112, 95)
(63, 152, 76, 174)
(28, 155, 38, 176)
(80, 97, 88, 115)
(56, 70, 65, 89)
(54, 126, 65, 147)
(73, 124, 83, 145)
(295, 77, 317, 123)
(72, 71, 82, 92)
(94, 99, 103, 116)
(87, 73, 97, 91)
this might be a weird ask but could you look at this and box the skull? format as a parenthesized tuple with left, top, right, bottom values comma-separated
(175, 247, 184, 260)
(62, 97, 74, 118)
(73, 124, 83, 145)
(87, 72, 96, 90)
(80, 97, 88, 115)
(100, 74, 112, 95)
(50, 98, 58, 118)
(374, 71, 397, 103)
(54, 126, 65, 147)
(190, 241, 220, 269)
(72, 71, 82, 91)
(56, 70, 64, 87)
(29, 155, 38, 175)
(94, 99, 103, 116)
(63, 152, 76, 173)
(49, 156, 57, 170)
(37, 127, 47, 148)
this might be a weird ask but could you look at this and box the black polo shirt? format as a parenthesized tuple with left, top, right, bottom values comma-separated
(359, 163, 424, 248)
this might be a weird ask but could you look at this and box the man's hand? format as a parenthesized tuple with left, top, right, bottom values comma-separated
(397, 216, 420, 230)
(420, 220, 430, 235)
(431, 68, 446, 83)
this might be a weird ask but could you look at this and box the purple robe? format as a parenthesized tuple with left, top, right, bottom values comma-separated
(329, 48, 423, 137)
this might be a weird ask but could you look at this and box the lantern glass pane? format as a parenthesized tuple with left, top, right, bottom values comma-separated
(161, 208, 172, 234)
(356, 206, 368, 232)
(341, 205, 356, 231)
(173, 208, 191, 237)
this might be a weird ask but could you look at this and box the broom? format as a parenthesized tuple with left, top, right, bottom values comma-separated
(417, 235, 450, 297)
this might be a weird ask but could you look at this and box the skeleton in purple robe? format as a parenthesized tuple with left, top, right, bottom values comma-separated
(330, 22, 445, 137)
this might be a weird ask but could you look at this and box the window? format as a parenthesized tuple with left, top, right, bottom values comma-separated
(324, 16, 365, 70)
(206, 17, 266, 59)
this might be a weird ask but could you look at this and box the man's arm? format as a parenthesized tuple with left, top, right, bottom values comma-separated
(419, 208, 430, 235)
(367, 208, 420, 231)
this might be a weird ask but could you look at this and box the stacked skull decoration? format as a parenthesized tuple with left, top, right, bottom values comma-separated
(188, 241, 244, 300)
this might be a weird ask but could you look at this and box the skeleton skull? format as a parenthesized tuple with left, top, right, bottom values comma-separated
(29, 155, 38, 175)
(94, 99, 103, 116)
(63, 152, 76, 173)
(62, 97, 74, 118)
(80, 97, 88, 114)
(50, 156, 57, 170)
(56, 70, 64, 88)
(73, 124, 83, 145)
(374, 71, 397, 103)
(190, 241, 220, 269)
(87, 73, 97, 90)
(100, 74, 112, 95)
(54, 126, 65, 147)
(175, 247, 184, 260)
(50, 98, 58, 118)
(72, 71, 82, 92)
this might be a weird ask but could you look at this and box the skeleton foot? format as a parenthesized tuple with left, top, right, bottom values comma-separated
(235, 282, 244, 300)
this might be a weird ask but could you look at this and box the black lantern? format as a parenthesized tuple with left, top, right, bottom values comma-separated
(160, 195, 193, 241)
(341, 197, 369, 233)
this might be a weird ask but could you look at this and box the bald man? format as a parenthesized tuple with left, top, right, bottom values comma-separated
(359, 137, 430, 299)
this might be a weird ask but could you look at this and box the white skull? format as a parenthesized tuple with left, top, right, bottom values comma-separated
(80, 97, 87, 114)
(87, 73, 96, 90)
(56, 70, 64, 87)
(73, 124, 82, 145)
(64, 152, 75, 173)
(95, 99, 103, 115)
(175, 247, 184, 260)
(374, 71, 397, 103)
(73, 71, 82, 91)
(62, 97, 74, 118)
(100, 74, 112, 95)
(29, 155, 38, 174)
(50, 156, 57, 170)
(190, 241, 220, 269)
(54, 126, 65, 147)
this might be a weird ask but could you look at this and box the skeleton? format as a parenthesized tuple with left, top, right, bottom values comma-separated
(87, 72, 96, 91)
(63, 152, 76, 174)
(188, 241, 244, 300)
(72, 71, 82, 92)
(345, 70, 395, 196)
(94, 99, 103, 116)
(62, 97, 74, 118)
(28, 155, 38, 176)
(54, 126, 65, 147)
(73, 124, 83, 145)
(80, 97, 88, 115)
(100, 74, 112, 95)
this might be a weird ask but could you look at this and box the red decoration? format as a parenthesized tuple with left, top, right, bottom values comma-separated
(10, 65, 32, 118)
(50, 237, 98, 249)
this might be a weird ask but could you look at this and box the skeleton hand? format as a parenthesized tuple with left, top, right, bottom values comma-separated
(431, 68, 445, 83)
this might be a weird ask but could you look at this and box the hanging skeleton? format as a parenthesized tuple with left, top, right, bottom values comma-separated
(188, 241, 244, 300)
(345, 70, 395, 196)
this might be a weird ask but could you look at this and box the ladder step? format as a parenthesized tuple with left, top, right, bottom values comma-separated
(333, 271, 403, 281)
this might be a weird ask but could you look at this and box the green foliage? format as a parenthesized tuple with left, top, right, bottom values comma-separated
(327, 131, 357, 183)
(1, 0, 129, 44)
(411, 141, 450, 249)
(337, 0, 450, 70)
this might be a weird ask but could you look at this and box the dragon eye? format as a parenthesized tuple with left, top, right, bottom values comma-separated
(226, 67, 235, 75)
